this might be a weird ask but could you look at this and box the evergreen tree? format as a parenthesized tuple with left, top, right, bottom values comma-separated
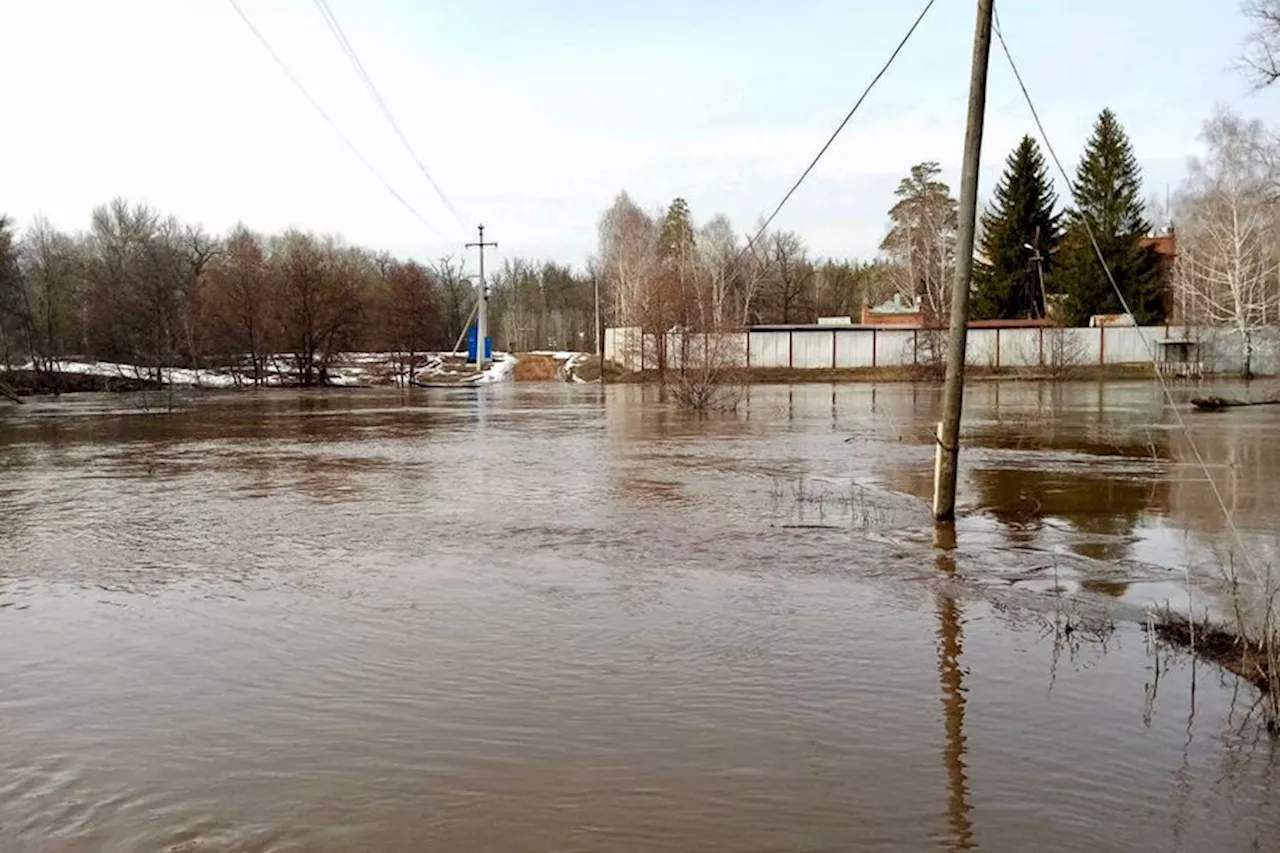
(879, 162, 958, 318)
(654, 198, 697, 333)
(658, 197, 695, 266)
(1052, 109, 1164, 325)
(974, 136, 1060, 320)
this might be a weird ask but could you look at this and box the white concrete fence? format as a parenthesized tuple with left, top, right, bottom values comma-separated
(604, 325, 1279, 376)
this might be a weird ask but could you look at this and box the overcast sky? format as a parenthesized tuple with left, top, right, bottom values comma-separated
(0, 0, 1268, 270)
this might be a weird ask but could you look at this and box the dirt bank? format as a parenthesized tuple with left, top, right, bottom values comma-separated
(1, 369, 161, 396)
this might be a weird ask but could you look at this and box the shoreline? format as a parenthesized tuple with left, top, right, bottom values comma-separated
(3, 361, 1270, 399)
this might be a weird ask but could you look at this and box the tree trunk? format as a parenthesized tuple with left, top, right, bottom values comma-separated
(0, 377, 23, 404)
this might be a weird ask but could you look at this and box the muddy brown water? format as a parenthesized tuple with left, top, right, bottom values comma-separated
(2, 381, 1279, 852)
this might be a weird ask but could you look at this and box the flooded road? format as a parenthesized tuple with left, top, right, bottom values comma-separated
(1, 381, 1278, 852)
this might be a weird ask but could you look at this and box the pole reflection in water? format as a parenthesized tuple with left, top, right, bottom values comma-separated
(934, 525, 974, 851)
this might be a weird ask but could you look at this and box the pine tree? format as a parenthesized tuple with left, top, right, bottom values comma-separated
(879, 162, 958, 319)
(1052, 109, 1164, 325)
(654, 198, 697, 335)
(659, 197, 695, 266)
(973, 136, 1060, 320)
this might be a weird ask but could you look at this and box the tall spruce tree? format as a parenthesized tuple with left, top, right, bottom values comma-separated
(974, 136, 1060, 320)
(1052, 109, 1164, 325)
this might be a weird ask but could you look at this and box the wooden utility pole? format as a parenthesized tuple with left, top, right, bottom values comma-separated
(465, 224, 498, 368)
(933, 0, 994, 522)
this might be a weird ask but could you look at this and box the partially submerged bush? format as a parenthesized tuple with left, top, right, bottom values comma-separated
(670, 364, 745, 411)
(668, 331, 746, 411)
(1151, 552, 1280, 729)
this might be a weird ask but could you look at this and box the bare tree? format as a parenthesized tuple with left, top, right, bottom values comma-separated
(175, 224, 220, 378)
(669, 331, 746, 411)
(0, 215, 22, 370)
(272, 231, 366, 386)
(1175, 109, 1280, 377)
(86, 199, 182, 378)
(381, 259, 441, 384)
(1244, 0, 1280, 87)
(758, 231, 815, 324)
(597, 192, 657, 329)
(738, 227, 773, 326)
(430, 255, 471, 348)
(16, 217, 82, 381)
(206, 225, 273, 384)
(489, 257, 534, 350)
(696, 214, 738, 329)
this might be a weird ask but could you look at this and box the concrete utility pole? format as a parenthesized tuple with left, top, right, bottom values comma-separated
(1026, 238, 1048, 318)
(465, 224, 498, 368)
(593, 271, 603, 363)
(933, 0, 994, 523)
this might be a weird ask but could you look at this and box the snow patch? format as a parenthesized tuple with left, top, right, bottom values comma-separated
(474, 354, 518, 385)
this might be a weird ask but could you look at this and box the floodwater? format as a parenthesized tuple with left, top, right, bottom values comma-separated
(1, 380, 1278, 852)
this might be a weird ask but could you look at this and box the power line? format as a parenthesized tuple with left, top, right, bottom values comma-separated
(225, 0, 449, 239)
(991, 6, 1261, 578)
(311, 0, 467, 228)
(739, 0, 938, 261)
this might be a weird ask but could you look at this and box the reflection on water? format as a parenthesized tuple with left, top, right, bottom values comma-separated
(1, 381, 1278, 852)
(969, 466, 1167, 560)
(933, 526, 974, 853)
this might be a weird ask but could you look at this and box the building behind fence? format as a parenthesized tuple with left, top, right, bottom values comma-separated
(604, 324, 1279, 377)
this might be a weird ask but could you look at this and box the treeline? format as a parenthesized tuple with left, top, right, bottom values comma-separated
(5, 108, 1274, 387)
(597, 195, 896, 339)
(978, 105, 1280, 375)
(974, 109, 1167, 326)
(0, 199, 606, 385)
(596, 107, 1191, 349)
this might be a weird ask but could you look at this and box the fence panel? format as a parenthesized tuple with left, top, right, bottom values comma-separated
(836, 330, 875, 368)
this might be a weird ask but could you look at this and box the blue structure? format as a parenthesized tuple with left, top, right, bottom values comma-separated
(466, 325, 493, 362)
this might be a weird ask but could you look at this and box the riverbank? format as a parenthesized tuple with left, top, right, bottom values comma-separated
(1, 355, 1261, 401)
(1, 368, 163, 395)
(0, 352, 524, 396)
